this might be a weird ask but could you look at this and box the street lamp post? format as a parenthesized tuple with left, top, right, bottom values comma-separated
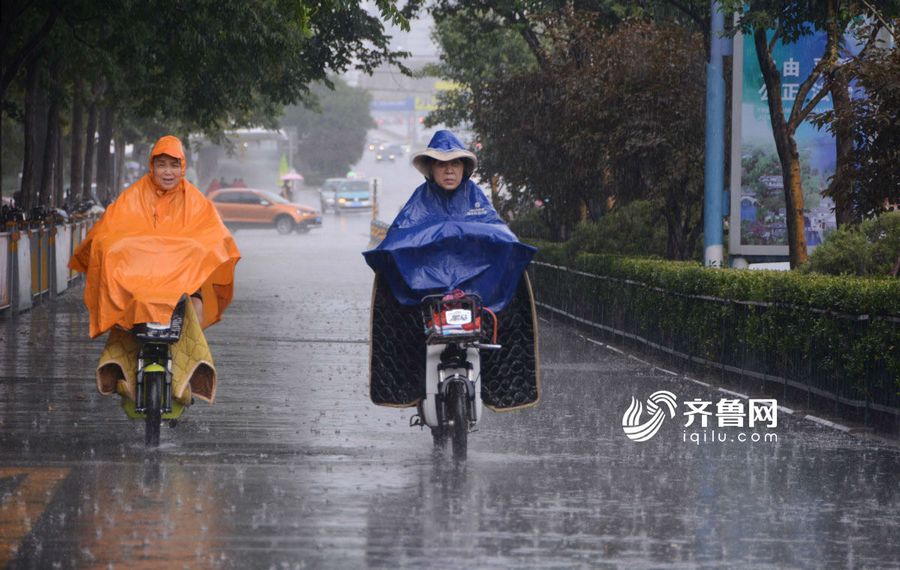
(704, 0, 726, 268)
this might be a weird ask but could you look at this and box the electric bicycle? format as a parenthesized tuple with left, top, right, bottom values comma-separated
(415, 291, 500, 460)
(122, 295, 189, 446)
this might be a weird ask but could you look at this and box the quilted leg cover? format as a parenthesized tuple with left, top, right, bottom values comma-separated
(368, 272, 540, 411)
(96, 300, 218, 404)
(369, 273, 427, 407)
(480, 273, 541, 411)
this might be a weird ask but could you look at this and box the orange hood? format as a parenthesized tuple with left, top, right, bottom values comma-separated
(70, 136, 241, 338)
(148, 135, 187, 177)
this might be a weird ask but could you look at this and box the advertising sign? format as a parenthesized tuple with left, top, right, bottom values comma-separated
(729, 29, 838, 257)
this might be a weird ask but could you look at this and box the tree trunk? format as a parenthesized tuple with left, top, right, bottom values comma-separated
(828, 66, 855, 227)
(69, 83, 84, 203)
(114, 133, 125, 198)
(95, 104, 114, 204)
(753, 28, 808, 268)
(83, 100, 97, 201)
(132, 142, 149, 171)
(490, 175, 500, 214)
(19, 58, 40, 212)
(781, 138, 808, 268)
(664, 196, 689, 260)
(55, 124, 64, 207)
(39, 97, 59, 207)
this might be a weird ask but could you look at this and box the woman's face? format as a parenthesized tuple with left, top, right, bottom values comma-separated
(151, 154, 182, 191)
(431, 158, 464, 192)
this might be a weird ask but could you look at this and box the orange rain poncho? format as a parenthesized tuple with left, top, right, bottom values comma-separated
(71, 136, 241, 338)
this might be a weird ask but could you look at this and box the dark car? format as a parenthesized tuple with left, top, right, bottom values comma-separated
(375, 144, 405, 162)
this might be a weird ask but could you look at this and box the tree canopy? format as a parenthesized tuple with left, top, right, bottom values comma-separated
(428, 0, 899, 265)
(281, 77, 374, 184)
(427, 2, 709, 257)
(1, 0, 415, 206)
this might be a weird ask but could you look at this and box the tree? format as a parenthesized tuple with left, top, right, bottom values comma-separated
(424, 14, 537, 131)
(566, 21, 708, 259)
(427, 6, 709, 255)
(813, 21, 900, 222)
(0, 1, 60, 103)
(426, 1, 715, 251)
(280, 78, 374, 184)
(2, 0, 415, 208)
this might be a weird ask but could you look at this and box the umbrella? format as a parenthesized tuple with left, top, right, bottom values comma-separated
(280, 170, 304, 181)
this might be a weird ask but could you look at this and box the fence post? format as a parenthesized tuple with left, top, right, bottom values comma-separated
(0, 232, 10, 311)
(13, 230, 32, 312)
(52, 223, 71, 295)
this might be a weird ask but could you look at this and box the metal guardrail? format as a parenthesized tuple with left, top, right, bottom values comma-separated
(369, 219, 389, 249)
(30, 228, 50, 298)
(0, 233, 9, 310)
(528, 261, 900, 431)
(69, 222, 87, 282)
(0, 218, 97, 314)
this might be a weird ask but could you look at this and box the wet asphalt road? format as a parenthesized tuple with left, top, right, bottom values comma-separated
(2, 155, 900, 568)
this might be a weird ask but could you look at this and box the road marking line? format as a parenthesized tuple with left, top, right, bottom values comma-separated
(0, 467, 69, 567)
(627, 354, 652, 366)
(718, 388, 750, 400)
(804, 415, 853, 433)
(683, 376, 711, 388)
(584, 336, 624, 355)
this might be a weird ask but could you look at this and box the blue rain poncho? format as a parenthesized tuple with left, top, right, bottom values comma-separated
(363, 178, 536, 311)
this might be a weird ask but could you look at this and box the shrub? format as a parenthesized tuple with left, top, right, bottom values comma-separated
(508, 208, 553, 241)
(805, 211, 900, 276)
(525, 246, 900, 411)
(563, 200, 669, 259)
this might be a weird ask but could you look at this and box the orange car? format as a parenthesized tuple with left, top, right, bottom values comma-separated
(208, 188, 322, 234)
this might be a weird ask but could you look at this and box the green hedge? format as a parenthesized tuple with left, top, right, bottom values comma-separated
(527, 241, 900, 417)
(529, 240, 900, 315)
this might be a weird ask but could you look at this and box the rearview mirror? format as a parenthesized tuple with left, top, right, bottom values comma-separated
(259, 200, 271, 206)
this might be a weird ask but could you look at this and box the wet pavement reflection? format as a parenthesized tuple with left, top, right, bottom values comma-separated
(2, 197, 899, 568)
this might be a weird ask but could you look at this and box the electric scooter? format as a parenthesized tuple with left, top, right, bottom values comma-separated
(121, 295, 189, 446)
(415, 291, 500, 459)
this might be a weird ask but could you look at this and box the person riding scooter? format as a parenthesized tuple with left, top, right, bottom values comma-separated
(70, 135, 241, 408)
(363, 130, 541, 446)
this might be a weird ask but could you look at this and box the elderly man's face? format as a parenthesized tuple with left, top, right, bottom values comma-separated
(152, 154, 182, 191)
(431, 158, 464, 192)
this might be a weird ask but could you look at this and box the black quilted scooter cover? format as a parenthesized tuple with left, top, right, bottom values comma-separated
(368, 272, 540, 411)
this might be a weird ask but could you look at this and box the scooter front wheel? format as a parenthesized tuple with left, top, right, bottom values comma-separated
(449, 383, 468, 460)
(144, 372, 162, 446)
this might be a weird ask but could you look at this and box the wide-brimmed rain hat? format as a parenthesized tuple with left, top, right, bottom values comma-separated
(412, 130, 478, 180)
